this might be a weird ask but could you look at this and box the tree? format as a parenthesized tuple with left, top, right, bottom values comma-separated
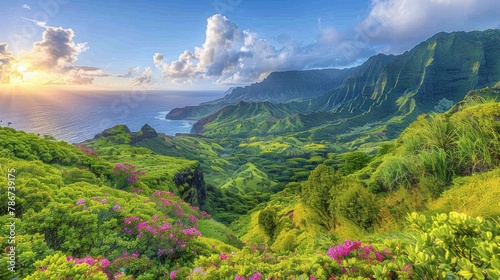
(301, 164, 343, 230)
(340, 152, 372, 175)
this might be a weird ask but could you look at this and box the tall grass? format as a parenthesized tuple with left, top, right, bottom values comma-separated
(418, 147, 449, 183)
(372, 101, 500, 195)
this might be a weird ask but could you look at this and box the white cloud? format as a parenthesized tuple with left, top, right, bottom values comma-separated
(0, 43, 15, 83)
(21, 4, 30, 9)
(154, 14, 363, 85)
(22, 17, 47, 28)
(130, 67, 152, 86)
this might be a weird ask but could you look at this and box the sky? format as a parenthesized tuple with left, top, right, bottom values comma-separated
(0, 0, 499, 90)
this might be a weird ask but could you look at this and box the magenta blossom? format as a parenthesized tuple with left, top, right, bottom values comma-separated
(76, 199, 85, 206)
(169, 270, 177, 279)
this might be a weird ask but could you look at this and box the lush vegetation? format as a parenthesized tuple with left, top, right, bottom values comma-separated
(2, 92, 500, 279)
(1, 30, 500, 279)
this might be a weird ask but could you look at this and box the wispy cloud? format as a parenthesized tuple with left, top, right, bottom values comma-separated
(22, 17, 47, 28)
(117, 66, 140, 78)
(21, 4, 30, 9)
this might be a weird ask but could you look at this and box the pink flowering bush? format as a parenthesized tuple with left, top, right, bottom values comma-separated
(326, 240, 391, 277)
(122, 213, 201, 264)
(67, 255, 110, 268)
(120, 192, 209, 267)
(112, 162, 145, 189)
(169, 269, 177, 279)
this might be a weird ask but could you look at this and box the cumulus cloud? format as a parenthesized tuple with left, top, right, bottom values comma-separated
(130, 67, 152, 86)
(1, 22, 109, 85)
(154, 14, 363, 85)
(117, 66, 140, 78)
(28, 26, 88, 70)
(69, 66, 108, 77)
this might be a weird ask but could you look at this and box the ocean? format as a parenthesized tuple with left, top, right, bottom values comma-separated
(0, 89, 224, 143)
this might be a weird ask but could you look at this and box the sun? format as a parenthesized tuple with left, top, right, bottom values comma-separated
(16, 63, 28, 73)
(7, 63, 46, 86)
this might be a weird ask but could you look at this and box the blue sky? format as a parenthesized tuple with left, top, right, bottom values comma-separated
(0, 0, 499, 89)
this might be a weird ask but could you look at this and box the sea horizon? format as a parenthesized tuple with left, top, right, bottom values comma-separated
(0, 89, 225, 143)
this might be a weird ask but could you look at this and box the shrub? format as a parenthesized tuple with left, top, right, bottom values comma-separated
(258, 207, 277, 238)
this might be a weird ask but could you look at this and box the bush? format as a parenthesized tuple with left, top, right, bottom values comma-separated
(373, 212, 500, 279)
(338, 185, 379, 229)
(258, 207, 277, 238)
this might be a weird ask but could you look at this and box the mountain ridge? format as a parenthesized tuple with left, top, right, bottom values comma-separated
(166, 67, 357, 120)
(190, 29, 500, 140)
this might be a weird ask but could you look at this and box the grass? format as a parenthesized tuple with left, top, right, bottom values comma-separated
(429, 168, 500, 218)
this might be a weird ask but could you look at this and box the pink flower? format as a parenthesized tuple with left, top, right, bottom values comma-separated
(374, 251, 383, 262)
(76, 199, 85, 206)
(235, 276, 245, 280)
(113, 205, 121, 211)
(249, 272, 262, 280)
(169, 270, 177, 279)
(101, 199, 107, 204)
(219, 252, 228, 261)
(181, 227, 201, 236)
(99, 259, 110, 267)
(326, 240, 362, 264)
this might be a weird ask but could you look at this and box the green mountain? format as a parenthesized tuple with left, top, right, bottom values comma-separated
(191, 30, 500, 140)
(165, 68, 355, 120)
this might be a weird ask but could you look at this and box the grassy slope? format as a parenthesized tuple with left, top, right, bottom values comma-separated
(229, 98, 500, 255)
